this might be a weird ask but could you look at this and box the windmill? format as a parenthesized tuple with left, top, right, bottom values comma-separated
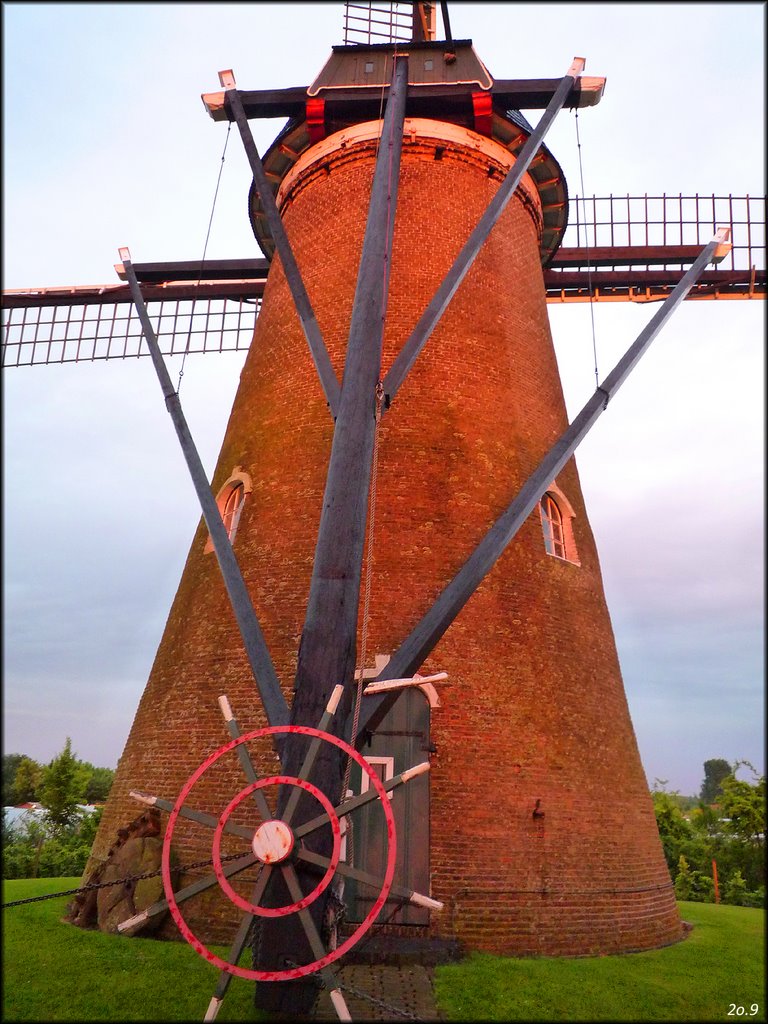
(3, 2, 764, 1020)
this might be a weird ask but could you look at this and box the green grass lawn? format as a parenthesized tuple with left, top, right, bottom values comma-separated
(435, 902, 765, 1021)
(3, 880, 765, 1021)
(2, 878, 260, 1021)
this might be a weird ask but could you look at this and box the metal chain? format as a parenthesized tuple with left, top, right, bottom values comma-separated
(286, 945, 422, 1022)
(1, 850, 247, 909)
(334, 974, 422, 1021)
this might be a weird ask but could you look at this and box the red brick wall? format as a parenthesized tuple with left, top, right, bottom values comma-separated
(92, 119, 681, 955)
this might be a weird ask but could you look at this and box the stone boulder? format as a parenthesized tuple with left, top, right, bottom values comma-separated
(66, 807, 171, 936)
(96, 833, 166, 935)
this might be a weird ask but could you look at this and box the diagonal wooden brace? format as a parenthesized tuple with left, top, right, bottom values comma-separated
(356, 230, 731, 742)
(382, 57, 586, 405)
(223, 72, 341, 417)
(120, 250, 289, 737)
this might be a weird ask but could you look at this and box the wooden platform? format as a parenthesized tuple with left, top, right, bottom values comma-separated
(313, 964, 443, 1021)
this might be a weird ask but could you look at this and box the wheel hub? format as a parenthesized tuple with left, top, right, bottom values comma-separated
(252, 819, 294, 864)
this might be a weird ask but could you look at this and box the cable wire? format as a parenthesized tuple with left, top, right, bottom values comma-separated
(574, 108, 600, 386)
(176, 121, 232, 392)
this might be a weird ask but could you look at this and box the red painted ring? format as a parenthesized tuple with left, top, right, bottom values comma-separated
(211, 774, 341, 917)
(161, 724, 398, 982)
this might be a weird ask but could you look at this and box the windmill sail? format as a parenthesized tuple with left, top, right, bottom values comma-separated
(3, 194, 762, 368)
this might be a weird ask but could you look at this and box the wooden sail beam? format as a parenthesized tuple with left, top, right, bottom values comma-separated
(543, 268, 765, 302)
(354, 230, 731, 743)
(114, 258, 270, 282)
(4, 265, 763, 312)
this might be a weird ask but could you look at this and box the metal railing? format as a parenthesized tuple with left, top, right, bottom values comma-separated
(561, 193, 765, 273)
(343, 2, 415, 46)
(1, 296, 258, 368)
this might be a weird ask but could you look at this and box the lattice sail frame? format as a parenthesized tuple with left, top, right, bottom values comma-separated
(1, 295, 259, 369)
(2, 194, 763, 369)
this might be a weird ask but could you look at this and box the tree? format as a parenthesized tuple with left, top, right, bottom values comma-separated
(12, 756, 43, 804)
(719, 762, 766, 846)
(2, 806, 101, 880)
(673, 855, 694, 899)
(84, 766, 115, 803)
(652, 781, 693, 861)
(673, 854, 714, 903)
(2, 754, 25, 805)
(38, 738, 81, 832)
(700, 758, 732, 804)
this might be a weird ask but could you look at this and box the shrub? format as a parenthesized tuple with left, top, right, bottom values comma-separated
(2, 807, 101, 880)
(722, 870, 765, 909)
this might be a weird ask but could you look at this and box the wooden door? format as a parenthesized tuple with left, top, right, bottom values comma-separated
(344, 688, 431, 925)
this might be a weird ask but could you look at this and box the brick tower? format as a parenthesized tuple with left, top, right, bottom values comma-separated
(92, 36, 682, 960)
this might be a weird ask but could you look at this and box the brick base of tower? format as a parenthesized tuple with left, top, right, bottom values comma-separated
(90, 115, 682, 958)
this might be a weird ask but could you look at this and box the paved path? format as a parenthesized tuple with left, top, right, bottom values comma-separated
(313, 964, 443, 1021)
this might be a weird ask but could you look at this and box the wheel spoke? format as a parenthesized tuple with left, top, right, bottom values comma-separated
(283, 685, 344, 826)
(132, 792, 254, 841)
(205, 913, 255, 1020)
(218, 695, 273, 820)
(295, 761, 430, 839)
(295, 846, 442, 909)
(280, 862, 350, 1018)
(117, 853, 263, 933)
(205, 850, 275, 1019)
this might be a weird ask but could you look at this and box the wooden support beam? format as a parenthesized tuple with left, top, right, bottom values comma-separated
(224, 75, 341, 418)
(253, 57, 409, 1017)
(382, 57, 586, 405)
(355, 230, 730, 742)
(119, 250, 290, 740)
(201, 77, 603, 123)
(290, 54, 409, 740)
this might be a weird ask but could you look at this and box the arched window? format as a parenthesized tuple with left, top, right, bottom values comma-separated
(538, 483, 580, 565)
(221, 482, 245, 540)
(540, 494, 566, 559)
(204, 466, 252, 553)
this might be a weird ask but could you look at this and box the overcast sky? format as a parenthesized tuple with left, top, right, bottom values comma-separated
(2, 3, 765, 796)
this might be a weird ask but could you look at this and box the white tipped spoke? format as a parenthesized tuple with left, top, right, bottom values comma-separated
(325, 684, 345, 716)
(329, 988, 352, 1021)
(129, 790, 157, 806)
(295, 846, 442, 910)
(217, 695, 234, 722)
(147, 794, 254, 842)
(283, 684, 347, 826)
(121, 853, 262, 927)
(203, 996, 222, 1022)
(117, 909, 149, 933)
(218, 694, 273, 821)
(409, 891, 444, 911)
(400, 760, 430, 783)
(295, 761, 431, 839)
